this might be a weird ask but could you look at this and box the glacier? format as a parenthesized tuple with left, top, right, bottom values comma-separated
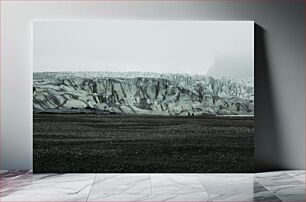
(33, 71, 254, 116)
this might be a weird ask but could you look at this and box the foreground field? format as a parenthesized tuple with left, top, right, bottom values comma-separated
(33, 114, 254, 173)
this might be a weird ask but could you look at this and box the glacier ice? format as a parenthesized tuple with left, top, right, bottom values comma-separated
(33, 71, 254, 116)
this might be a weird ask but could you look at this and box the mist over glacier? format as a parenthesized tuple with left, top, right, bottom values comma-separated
(33, 71, 254, 116)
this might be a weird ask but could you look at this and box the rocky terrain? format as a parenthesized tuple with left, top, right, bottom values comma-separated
(33, 72, 254, 116)
(34, 114, 254, 173)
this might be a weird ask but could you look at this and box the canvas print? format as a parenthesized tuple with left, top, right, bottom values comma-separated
(33, 21, 254, 173)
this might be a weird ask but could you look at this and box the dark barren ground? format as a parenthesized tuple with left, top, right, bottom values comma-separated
(33, 114, 254, 173)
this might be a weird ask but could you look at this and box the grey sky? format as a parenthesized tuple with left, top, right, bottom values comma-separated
(34, 21, 254, 75)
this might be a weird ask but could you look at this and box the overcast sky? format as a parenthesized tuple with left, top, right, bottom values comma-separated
(34, 21, 253, 75)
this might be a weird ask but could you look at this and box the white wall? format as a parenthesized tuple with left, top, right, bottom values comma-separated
(1, 0, 304, 170)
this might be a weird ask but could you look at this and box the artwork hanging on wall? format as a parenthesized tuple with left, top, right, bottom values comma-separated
(33, 21, 254, 173)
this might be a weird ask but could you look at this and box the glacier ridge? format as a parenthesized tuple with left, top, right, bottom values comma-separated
(33, 71, 254, 116)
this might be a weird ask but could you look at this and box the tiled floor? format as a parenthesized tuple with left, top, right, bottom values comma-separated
(0, 170, 305, 202)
